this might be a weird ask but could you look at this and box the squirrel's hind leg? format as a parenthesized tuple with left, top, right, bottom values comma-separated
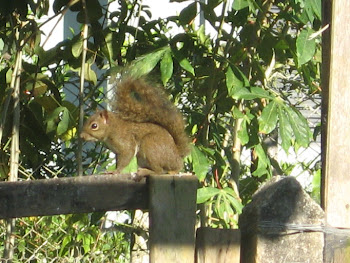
(137, 132, 183, 174)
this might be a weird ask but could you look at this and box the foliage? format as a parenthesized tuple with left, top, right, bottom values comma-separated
(0, 214, 130, 262)
(0, 0, 322, 260)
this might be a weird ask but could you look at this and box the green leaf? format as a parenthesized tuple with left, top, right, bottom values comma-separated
(232, 88, 251, 100)
(238, 119, 249, 145)
(259, 100, 278, 134)
(130, 48, 167, 78)
(232, 107, 245, 118)
(252, 166, 269, 177)
(226, 66, 243, 96)
(278, 106, 293, 152)
(311, 0, 321, 20)
(191, 146, 210, 181)
(72, 37, 83, 58)
(233, 0, 249, 10)
(178, 57, 195, 76)
(284, 106, 311, 147)
(83, 63, 97, 85)
(233, 86, 273, 100)
(252, 144, 271, 177)
(223, 188, 243, 214)
(0, 39, 4, 51)
(311, 169, 321, 203)
(255, 144, 268, 167)
(59, 235, 72, 256)
(121, 157, 137, 173)
(197, 25, 208, 44)
(35, 46, 60, 67)
(35, 96, 60, 112)
(6, 68, 12, 84)
(250, 87, 273, 99)
(160, 51, 173, 85)
(296, 28, 316, 65)
(197, 187, 220, 203)
(57, 107, 70, 135)
(179, 2, 197, 26)
(217, 193, 233, 221)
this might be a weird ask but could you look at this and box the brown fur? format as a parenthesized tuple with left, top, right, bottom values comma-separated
(81, 78, 189, 174)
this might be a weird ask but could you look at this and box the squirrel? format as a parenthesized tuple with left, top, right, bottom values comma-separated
(80, 77, 190, 175)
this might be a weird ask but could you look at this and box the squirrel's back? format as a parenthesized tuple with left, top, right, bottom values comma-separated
(112, 77, 190, 157)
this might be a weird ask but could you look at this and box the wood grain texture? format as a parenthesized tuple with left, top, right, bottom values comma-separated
(322, 0, 350, 227)
(148, 174, 198, 263)
(196, 228, 241, 263)
(0, 173, 148, 218)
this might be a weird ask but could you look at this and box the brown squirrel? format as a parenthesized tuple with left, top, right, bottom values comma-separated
(80, 77, 190, 175)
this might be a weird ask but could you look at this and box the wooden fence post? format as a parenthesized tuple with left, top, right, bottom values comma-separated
(322, 0, 350, 261)
(148, 174, 197, 263)
(195, 227, 241, 263)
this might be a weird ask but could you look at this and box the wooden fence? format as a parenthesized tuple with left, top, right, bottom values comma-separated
(0, 173, 240, 263)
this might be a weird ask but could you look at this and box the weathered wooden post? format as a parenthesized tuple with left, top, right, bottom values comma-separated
(321, 0, 350, 261)
(148, 174, 198, 263)
(195, 227, 241, 263)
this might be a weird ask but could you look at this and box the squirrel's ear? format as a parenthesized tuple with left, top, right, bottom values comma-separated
(100, 110, 109, 124)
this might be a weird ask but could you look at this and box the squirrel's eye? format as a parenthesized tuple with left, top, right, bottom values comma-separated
(91, 123, 98, 130)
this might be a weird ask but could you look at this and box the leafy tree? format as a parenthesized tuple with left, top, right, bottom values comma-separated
(0, 0, 321, 260)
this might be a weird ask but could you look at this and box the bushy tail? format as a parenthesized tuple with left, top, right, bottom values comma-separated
(112, 77, 190, 157)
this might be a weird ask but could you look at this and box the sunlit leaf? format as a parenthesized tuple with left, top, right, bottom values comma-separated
(178, 57, 195, 76)
(311, 0, 321, 20)
(6, 68, 12, 84)
(233, 86, 273, 100)
(72, 37, 83, 58)
(83, 63, 97, 85)
(296, 28, 316, 65)
(233, 0, 249, 10)
(160, 50, 173, 85)
(226, 66, 243, 96)
(278, 106, 293, 152)
(224, 189, 243, 214)
(57, 107, 70, 135)
(197, 187, 220, 203)
(252, 144, 271, 177)
(121, 157, 137, 173)
(311, 169, 321, 203)
(285, 106, 311, 147)
(259, 100, 278, 134)
(191, 146, 210, 181)
(59, 235, 72, 256)
(238, 119, 249, 145)
(61, 127, 77, 141)
(130, 48, 167, 78)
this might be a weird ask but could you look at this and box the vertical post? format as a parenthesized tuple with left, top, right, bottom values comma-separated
(322, 0, 350, 262)
(148, 174, 197, 263)
(196, 227, 241, 263)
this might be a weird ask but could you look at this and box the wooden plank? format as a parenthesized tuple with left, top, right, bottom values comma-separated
(148, 174, 197, 263)
(195, 227, 240, 263)
(322, 0, 350, 228)
(0, 174, 148, 219)
(322, 0, 350, 262)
